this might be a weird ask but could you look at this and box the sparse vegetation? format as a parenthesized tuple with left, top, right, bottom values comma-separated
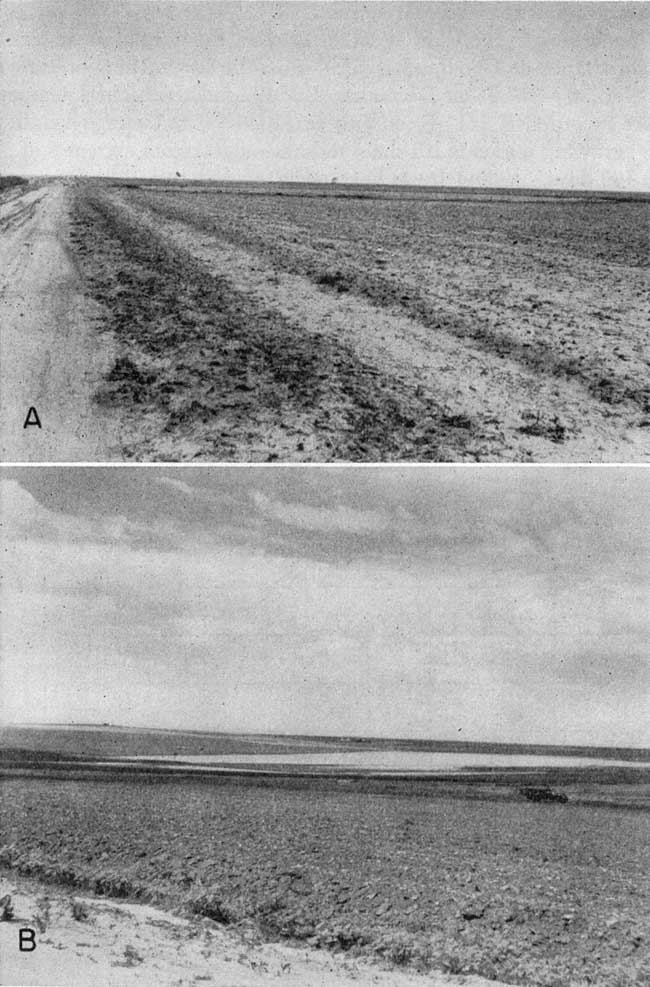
(67, 187, 476, 461)
(0, 175, 28, 192)
(1, 774, 649, 985)
(189, 892, 236, 925)
(62, 178, 650, 462)
(316, 270, 351, 292)
(121, 943, 143, 966)
(0, 894, 14, 921)
(34, 895, 52, 933)
(71, 898, 89, 921)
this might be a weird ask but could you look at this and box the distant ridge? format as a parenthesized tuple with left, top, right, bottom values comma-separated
(3, 723, 649, 762)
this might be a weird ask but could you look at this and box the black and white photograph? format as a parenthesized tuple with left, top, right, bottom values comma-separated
(1, 465, 649, 986)
(1, 1, 649, 986)
(0, 0, 648, 462)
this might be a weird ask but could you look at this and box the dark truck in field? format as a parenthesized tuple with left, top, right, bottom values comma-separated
(519, 786, 569, 804)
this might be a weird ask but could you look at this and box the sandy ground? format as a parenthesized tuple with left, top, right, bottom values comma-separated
(98, 187, 650, 462)
(0, 875, 505, 987)
(151, 222, 650, 463)
(0, 182, 118, 461)
(2, 178, 647, 462)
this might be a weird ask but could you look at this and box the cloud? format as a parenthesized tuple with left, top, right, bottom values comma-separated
(8, 467, 649, 578)
(1, 468, 648, 746)
(155, 475, 199, 499)
(251, 490, 391, 535)
(0, 478, 157, 551)
(3, 524, 647, 744)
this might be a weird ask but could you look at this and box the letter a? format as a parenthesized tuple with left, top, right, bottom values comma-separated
(23, 407, 42, 429)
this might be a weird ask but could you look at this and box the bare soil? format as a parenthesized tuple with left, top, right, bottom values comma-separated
(2, 777, 648, 986)
(66, 179, 649, 462)
(2, 874, 497, 987)
(0, 181, 119, 461)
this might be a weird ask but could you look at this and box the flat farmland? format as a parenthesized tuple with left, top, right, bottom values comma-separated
(1, 777, 649, 986)
(67, 181, 650, 462)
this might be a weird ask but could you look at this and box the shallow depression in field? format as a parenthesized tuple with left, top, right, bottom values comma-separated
(117, 751, 650, 772)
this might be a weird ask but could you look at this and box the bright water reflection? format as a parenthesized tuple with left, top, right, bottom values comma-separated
(124, 751, 649, 772)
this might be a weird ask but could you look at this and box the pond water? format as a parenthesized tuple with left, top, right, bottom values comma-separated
(120, 751, 649, 773)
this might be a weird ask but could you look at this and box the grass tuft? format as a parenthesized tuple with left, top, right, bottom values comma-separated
(188, 892, 237, 925)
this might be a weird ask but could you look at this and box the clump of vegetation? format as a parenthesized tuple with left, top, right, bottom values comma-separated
(0, 894, 14, 921)
(122, 943, 143, 966)
(439, 951, 467, 975)
(519, 411, 567, 443)
(0, 175, 27, 191)
(376, 933, 433, 971)
(188, 892, 236, 925)
(441, 412, 473, 430)
(93, 875, 142, 899)
(34, 896, 51, 933)
(71, 898, 89, 921)
(316, 270, 350, 292)
(98, 355, 156, 405)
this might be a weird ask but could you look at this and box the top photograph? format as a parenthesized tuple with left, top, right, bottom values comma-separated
(1, 0, 648, 464)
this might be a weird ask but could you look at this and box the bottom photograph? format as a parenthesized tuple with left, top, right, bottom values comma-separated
(1, 465, 649, 987)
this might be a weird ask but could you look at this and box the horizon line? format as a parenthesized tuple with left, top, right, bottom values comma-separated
(6, 173, 650, 198)
(3, 721, 649, 754)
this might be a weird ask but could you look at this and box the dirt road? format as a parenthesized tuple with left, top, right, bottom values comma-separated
(0, 182, 118, 461)
(0, 875, 504, 987)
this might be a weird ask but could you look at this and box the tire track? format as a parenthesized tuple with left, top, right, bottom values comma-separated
(0, 182, 118, 461)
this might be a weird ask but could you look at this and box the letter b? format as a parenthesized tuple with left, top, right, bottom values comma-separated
(19, 928, 36, 951)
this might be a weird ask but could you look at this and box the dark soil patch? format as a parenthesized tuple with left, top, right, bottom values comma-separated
(0, 175, 28, 192)
(135, 188, 650, 416)
(68, 188, 481, 461)
(2, 778, 649, 986)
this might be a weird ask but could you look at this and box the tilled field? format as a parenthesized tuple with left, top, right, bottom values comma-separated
(67, 181, 650, 462)
(1, 778, 648, 986)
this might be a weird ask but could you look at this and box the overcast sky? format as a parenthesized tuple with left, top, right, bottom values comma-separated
(1, 1, 648, 190)
(1, 466, 648, 746)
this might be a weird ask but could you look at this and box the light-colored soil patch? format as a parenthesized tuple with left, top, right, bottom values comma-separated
(70, 189, 483, 461)
(0, 875, 503, 987)
(0, 182, 119, 461)
(112, 190, 649, 462)
(2, 179, 648, 462)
